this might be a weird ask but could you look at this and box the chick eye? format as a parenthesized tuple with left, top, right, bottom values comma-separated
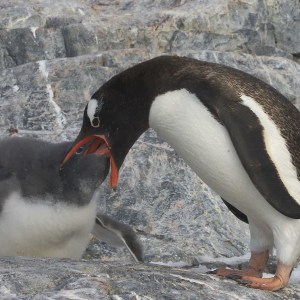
(91, 116, 100, 128)
(76, 146, 84, 154)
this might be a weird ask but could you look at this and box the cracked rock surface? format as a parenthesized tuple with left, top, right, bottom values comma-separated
(0, 0, 299, 299)
(1, 256, 300, 300)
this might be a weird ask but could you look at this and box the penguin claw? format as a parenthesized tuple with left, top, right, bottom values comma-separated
(238, 275, 288, 291)
(206, 261, 292, 290)
(236, 278, 253, 286)
(206, 267, 263, 278)
(212, 273, 251, 284)
(225, 274, 242, 281)
(207, 270, 273, 289)
(206, 269, 218, 275)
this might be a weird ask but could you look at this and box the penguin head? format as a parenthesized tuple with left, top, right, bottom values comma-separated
(60, 148, 110, 202)
(61, 56, 178, 189)
(61, 77, 149, 191)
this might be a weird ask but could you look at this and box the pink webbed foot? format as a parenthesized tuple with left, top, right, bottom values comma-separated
(208, 250, 269, 280)
(236, 263, 293, 291)
(208, 266, 263, 278)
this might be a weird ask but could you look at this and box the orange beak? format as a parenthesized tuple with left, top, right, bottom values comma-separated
(61, 135, 118, 190)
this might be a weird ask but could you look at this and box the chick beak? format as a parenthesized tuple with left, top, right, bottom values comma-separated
(61, 134, 118, 190)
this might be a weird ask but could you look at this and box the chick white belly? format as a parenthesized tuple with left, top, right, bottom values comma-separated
(149, 89, 300, 264)
(0, 191, 97, 259)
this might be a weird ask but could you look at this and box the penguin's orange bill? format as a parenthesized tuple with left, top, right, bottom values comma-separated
(61, 135, 118, 190)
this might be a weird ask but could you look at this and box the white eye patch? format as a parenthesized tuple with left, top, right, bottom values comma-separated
(87, 98, 103, 128)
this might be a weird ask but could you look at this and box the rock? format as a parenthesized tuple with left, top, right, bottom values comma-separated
(0, 0, 299, 298)
(0, 256, 299, 299)
(1, 0, 300, 68)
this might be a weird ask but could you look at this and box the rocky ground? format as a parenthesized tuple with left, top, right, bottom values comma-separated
(0, 0, 300, 299)
(1, 256, 300, 300)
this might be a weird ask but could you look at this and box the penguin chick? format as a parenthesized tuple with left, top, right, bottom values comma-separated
(0, 137, 116, 259)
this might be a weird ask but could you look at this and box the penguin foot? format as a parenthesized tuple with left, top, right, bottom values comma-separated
(233, 262, 293, 291)
(208, 250, 270, 279)
(207, 250, 273, 287)
(236, 275, 286, 291)
(207, 267, 262, 278)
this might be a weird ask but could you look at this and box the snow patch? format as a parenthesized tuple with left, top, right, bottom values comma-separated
(38, 61, 66, 129)
(290, 263, 300, 284)
(197, 253, 251, 265)
(12, 85, 19, 92)
(30, 27, 38, 38)
(47, 84, 60, 115)
(78, 8, 85, 15)
(53, 289, 98, 299)
(130, 292, 154, 300)
(112, 296, 123, 300)
(191, 265, 211, 273)
(170, 274, 215, 290)
(46, 84, 67, 128)
(150, 261, 190, 268)
(8, 15, 30, 29)
(0, 286, 16, 297)
(38, 60, 49, 79)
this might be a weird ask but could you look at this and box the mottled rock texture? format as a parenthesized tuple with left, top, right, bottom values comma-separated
(0, 0, 299, 299)
(1, 256, 300, 300)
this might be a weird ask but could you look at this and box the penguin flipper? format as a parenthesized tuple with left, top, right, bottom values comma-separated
(221, 198, 248, 224)
(92, 214, 143, 262)
(221, 101, 300, 219)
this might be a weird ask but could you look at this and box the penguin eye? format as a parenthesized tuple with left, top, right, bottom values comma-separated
(91, 116, 100, 128)
(76, 146, 84, 154)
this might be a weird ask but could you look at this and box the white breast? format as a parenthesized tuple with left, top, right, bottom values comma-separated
(0, 192, 97, 258)
(149, 89, 290, 221)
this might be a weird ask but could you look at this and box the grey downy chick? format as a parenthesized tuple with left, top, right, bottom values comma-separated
(0, 137, 142, 260)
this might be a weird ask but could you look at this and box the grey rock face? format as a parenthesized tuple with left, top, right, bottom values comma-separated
(1, 256, 300, 300)
(1, 0, 300, 69)
(0, 0, 299, 298)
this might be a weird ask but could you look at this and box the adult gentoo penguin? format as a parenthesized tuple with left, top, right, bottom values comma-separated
(0, 137, 142, 261)
(62, 55, 300, 290)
